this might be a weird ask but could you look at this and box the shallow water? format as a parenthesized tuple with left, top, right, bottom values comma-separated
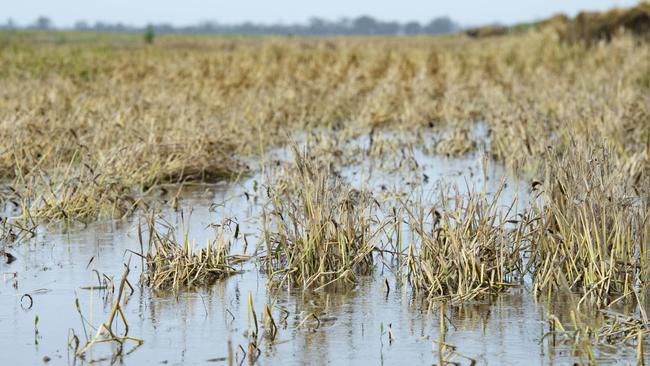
(1, 134, 647, 365)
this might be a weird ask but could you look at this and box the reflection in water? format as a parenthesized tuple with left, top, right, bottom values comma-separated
(0, 131, 647, 365)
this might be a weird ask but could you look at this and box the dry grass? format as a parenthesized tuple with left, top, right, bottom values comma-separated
(403, 184, 529, 302)
(558, 3, 650, 44)
(543, 287, 648, 363)
(509, 142, 649, 360)
(0, 7, 648, 359)
(1, 22, 649, 223)
(73, 263, 143, 361)
(433, 127, 476, 156)
(262, 145, 385, 289)
(465, 25, 509, 38)
(528, 143, 648, 307)
(139, 213, 243, 291)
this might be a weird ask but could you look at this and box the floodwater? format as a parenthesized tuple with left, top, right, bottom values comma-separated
(1, 130, 647, 365)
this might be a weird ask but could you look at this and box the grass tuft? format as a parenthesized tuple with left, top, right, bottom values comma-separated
(140, 213, 243, 291)
(403, 184, 529, 302)
(528, 143, 649, 307)
(262, 146, 385, 289)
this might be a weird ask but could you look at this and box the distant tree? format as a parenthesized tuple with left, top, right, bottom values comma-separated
(308, 17, 328, 35)
(154, 23, 175, 33)
(378, 21, 400, 35)
(195, 21, 219, 33)
(423, 17, 457, 34)
(338, 17, 353, 31)
(4, 14, 462, 36)
(33, 16, 53, 30)
(113, 22, 127, 32)
(404, 21, 422, 35)
(240, 21, 256, 33)
(93, 21, 106, 31)
(144, 24, 155, 44)
(5, 18, 16, 29)
(74, 20, 89, 31)
(353, 16, 378, 34)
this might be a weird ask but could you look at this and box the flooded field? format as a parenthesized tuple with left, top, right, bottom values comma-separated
(2, 132, 647, 365)
(2, 19, 650, 365)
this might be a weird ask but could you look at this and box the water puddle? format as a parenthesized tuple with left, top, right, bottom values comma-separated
(0, 131, 645, 365)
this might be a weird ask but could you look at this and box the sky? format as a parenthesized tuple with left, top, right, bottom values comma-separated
(1, 0, 642, 27)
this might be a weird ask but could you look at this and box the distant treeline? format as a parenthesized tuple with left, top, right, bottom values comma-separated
(0, 15, 460, 35)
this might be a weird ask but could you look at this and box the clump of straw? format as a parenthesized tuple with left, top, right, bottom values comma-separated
(140, 213, 242, 291)
(262, 146, 385, 289)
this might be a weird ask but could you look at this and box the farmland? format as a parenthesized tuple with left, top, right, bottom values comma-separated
(0, 11, 648, 364)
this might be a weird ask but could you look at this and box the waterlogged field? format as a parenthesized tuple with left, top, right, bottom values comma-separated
(0, 26, 649, 365)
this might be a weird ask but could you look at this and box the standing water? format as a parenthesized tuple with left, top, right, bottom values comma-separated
(0, 130, 646, 365)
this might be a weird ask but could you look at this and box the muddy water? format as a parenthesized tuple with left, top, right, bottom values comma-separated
(0, 134, 646, 365)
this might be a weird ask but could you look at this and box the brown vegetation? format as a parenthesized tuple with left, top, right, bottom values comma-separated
(560, 3, 650, 44)
(0, 7, 648, 362)
(403, 184, 528, 302)
(140, 213, 243, 291)
(465, 25, 509, 38)
(262, 146, 384, 289)
(0, 27, 648, 223)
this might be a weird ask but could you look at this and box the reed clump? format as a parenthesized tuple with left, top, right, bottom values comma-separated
(262, 146, 384, 289)
(433, 127, 476, 156)
(403, 185, 529, 302)
(528, 143, 649, 306)
(140, 213, 241, 291)
(23, 165, 137, 221)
